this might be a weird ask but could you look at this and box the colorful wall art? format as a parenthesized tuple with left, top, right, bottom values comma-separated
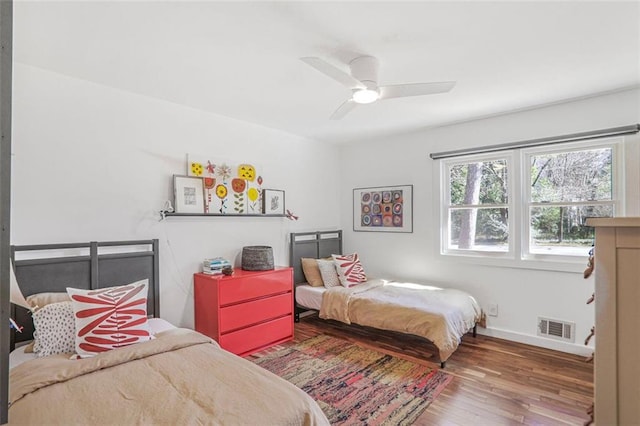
(353, 185, 413, 233)
(187, 155, 263, 214)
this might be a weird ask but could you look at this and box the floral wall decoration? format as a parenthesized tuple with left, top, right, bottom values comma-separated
(187, 155, 264, 214)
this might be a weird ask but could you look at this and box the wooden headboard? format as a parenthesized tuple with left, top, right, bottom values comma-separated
(9, 239, 159, 350)
(289, 230, 342, 284)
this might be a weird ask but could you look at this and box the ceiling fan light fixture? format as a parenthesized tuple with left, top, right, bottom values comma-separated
(300, 56, 456, 120)
(352, 88, 379, 104)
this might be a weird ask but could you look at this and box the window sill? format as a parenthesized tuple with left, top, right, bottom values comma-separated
(438, 251, 586, 274)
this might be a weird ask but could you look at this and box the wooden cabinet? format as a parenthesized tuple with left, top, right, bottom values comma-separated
(194, 267, 294, 356)
(586, 218, 640, 426)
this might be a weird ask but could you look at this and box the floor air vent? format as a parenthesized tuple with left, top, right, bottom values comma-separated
(537, 317, 575, 342)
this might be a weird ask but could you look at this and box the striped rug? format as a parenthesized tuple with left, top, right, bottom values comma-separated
(250, 335, 452, 425)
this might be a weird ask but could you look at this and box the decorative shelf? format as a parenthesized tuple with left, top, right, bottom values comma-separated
(160, 211, 285, 218)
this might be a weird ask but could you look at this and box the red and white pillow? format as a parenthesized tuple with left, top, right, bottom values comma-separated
(67, 279, 151, 358)
(332, 253, 367, 287)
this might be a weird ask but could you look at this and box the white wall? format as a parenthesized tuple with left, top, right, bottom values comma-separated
(13, 61, 640, 354)
(11, 63, 341, 327)
(339, 88, 640, 355)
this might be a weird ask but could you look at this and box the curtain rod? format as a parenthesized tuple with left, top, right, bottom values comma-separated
(430, 124, 640, 160)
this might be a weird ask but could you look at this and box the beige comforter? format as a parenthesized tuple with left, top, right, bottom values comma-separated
(9, 328, 329, 425)
(320, 279, 482, 362)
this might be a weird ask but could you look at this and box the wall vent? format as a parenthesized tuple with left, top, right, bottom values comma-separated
(537, 317, 575, 342)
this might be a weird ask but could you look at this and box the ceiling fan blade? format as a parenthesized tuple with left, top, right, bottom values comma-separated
(301, 57, 366, 89)
(330, 99, 358, 120)
(379, 81, 456, 100)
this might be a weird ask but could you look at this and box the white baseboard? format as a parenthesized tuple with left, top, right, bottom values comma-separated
(477, 326, 594, 356)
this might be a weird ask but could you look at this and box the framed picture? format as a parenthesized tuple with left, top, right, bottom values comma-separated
(262, 189, 285, 215)
(353, 184, 413, 233)
(173, 175, 205, 214)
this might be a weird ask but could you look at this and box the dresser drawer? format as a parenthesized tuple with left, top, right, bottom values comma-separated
(218, 269, 292, 305)
(219, 315, 293, 356)
(219, 293, 292, 333)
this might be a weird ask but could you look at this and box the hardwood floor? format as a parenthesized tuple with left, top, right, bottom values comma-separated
(293, 314, 593, 425)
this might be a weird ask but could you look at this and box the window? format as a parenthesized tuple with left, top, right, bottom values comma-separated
(524, 145, 616, 258)
(440, 138, 622, 265)
(445, 155, 512, 254)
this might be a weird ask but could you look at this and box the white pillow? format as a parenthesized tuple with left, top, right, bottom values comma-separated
(317, 259, 341, 288)
(32, 301, 76, 357)
(147, 318, 176, 335)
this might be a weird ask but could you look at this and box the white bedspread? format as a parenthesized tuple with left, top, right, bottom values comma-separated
(295, 284, 326, 311)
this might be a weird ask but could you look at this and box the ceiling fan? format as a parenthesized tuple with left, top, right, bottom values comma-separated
(300, 55, 456, 120)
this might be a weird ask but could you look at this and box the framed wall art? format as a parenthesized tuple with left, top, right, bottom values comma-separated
(173, 175, 205, 214)
(353, 184, 413, 233)
(262, 189, 285, 215)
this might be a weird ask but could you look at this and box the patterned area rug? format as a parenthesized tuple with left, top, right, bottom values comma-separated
(251, 335, 452, 425)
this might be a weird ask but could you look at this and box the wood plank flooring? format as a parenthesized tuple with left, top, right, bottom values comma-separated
(293, 314, 593, 425)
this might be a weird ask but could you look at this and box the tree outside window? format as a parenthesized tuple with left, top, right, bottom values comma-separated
(527, 147, 614, 256)
(447, 159, 509, 252)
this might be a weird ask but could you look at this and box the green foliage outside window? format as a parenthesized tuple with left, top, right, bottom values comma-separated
(447, 146, 614, 253)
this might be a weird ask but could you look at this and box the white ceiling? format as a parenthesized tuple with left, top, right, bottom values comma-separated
(14, 1, 640, 144)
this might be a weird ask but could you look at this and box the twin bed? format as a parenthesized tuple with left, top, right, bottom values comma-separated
(290, 230, 482, 367)
(7, 239, 328, 425)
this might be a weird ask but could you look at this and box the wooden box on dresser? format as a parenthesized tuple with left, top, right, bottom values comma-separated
(194, 267, 294, 357)
(586, 218, 640, 426)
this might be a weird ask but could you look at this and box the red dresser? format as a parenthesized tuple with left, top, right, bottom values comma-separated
(194, 267, 294, 356)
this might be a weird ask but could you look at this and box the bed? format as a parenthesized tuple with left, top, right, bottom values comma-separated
(7, 239, 329, 425)
(290, 230, 482, 367)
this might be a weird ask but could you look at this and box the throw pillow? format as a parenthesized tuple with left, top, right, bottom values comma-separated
(67, 279, 151, 358)
(332, 253, 367, 287)
(301, 258, 325, 287)
(26, 292, 71, 310)
(24, 292, 73, 353)
(317, 259, 341, 288)
(31, 301, 76, 357)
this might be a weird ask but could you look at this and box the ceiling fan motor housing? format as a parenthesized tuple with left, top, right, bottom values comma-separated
(350, 56, 379, 89)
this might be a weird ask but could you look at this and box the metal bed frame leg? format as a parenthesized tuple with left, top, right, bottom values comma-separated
(440, 323, 477, 368)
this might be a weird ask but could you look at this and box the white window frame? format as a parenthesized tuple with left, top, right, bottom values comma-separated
(440, 151, 515, 259)
(438, 136, 624, 271)
(520, 138, 624, 263)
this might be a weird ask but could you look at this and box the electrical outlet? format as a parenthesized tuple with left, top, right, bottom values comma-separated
(488, 303, 498, 317)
